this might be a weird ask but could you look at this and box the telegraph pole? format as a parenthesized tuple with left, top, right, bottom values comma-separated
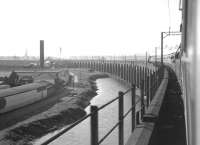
(146, 51, 148, 66)
(161, 32, 164, 67)
(155, 47, 157, 66)
(40, 40, 44, 68)
(60, 47, 62, 59)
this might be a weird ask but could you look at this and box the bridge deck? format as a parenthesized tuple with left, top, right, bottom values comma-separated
(126, 68, 187, 145)
(148, 68, 186, 145)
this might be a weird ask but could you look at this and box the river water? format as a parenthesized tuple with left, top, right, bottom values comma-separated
(34, 77, 133, 145)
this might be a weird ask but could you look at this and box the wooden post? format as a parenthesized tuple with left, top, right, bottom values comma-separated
(144, 67, 146, 95)
(159, 67, 162, 84)
(153, 72, 156, 96)
(136, 66, 138, 88)
(91, 106, 99, 145)
(128, 65, 130, 83)
(147, 76, 150, 107)
(118, 91, 124, 145)
(131, 67, 133, 84)
(131, 84, 136, 132)
(141, 80, 145, 120)
(124, 64, 126, 80)
(134, 66, 136, 86)
(144, 67, 147, 96)
(152, 72, 155, 97)
(155, 69, 158, 90)
(121, 65, 123, 79)
(137, 66, 139, 88)
(136, 111, 140, 125)
(139, 67, 142, 87)
(150, 72, 153, 101)
(125, 64, 128, 81)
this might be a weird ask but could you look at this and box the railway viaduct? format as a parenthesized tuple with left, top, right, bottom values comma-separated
(62, 59, 172, 145)
(64, 59, 161, 92)
(43, 59, 178, 145)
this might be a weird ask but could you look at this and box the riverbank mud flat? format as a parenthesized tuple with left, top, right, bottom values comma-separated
(0, 68, 108, 145)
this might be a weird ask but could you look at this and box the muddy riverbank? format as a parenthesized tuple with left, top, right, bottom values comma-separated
(0, 68, 109, 145)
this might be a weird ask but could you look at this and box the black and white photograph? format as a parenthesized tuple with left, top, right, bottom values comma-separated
(0, 0, 198, 145)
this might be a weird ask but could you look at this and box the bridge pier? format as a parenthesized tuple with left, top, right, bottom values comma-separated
(117, 64, 120, 77)
(60, 59, 168, 145)
(123, 64, 126, 80)
(139, 67, 142, 88)
(65, 59, 158, 97)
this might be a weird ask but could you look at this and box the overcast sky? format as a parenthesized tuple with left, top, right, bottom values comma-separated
(0, 0, 181, 58)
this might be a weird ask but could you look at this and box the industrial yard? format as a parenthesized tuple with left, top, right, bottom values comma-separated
(0, 66, 108, 145)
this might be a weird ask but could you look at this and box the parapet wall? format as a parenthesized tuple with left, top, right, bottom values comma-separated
(126, 68, 168, 145)
(65, 60, 158, 88)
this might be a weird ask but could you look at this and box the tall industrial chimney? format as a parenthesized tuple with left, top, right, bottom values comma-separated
(40, 40, 44, 68)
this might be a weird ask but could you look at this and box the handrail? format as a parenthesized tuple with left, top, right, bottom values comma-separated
(124, 88, 132, 94)
(98, 97, 142, 145)
(41, 84, 145, 145)
(41, 113, 92, 145)
(41, 87, 134, 145)
(123, 98, 141, 119)
(97, 96, 119, 111)
(97, 88, 133, 111)
(98, 122, 120, 145)
(41, 64, 163, 145)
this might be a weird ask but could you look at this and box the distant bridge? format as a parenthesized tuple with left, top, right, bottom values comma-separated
(64, 59, 159, 89)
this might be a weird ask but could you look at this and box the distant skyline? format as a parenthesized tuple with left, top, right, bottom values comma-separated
(0, 0, 181, 58)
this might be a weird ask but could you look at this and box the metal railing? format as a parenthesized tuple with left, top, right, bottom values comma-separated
(41, 74, 162, 145)
(41, 64, 163, 145)
(41, 84, 135, 145)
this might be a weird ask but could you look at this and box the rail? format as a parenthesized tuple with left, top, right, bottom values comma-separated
(41, 61, 163, 145)
(41, 73, 162, 145)
(41, 85, 136, 145)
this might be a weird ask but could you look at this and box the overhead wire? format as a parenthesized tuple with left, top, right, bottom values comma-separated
(167, 0, 171, 33)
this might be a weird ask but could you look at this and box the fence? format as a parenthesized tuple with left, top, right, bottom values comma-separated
(41, 60, 163, 145)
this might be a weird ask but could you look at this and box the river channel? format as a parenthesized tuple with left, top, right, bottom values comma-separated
(34, 77, 133, 145)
